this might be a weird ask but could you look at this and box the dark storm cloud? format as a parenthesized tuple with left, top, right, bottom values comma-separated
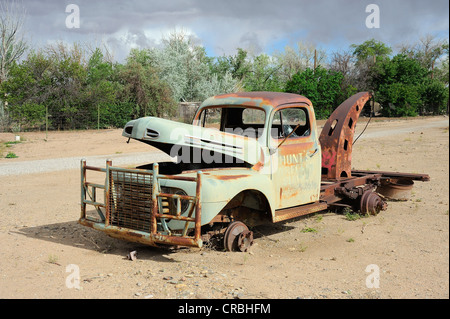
(18, 0, 449, 60)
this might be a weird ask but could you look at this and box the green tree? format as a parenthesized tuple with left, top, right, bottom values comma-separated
(2, 44, 128, 130)
(350, 39, 392, 92)
(0, 60, 46, 128)
(86, 48, 120, 128)
(228, 48, 251, 81)
(285, 66, 344, 119)
(419, 79, 448, 115)
(210, 55, 232, 79)
(0, 51, 52, 129)
(329, 50, 359, 105)
(399, 35, 449, 78)
(351, 38, 392, 63)
(377, 82, 422, 117)
(371, 54, 447, 116)
(372, 54, 428, 87)
(274, 42, 327, 83)
(0, 0, 28, 128)
(43, 43, 89, 129)
(147, 30, 240, 102)
(117, 59, 177, 119)
(243, 53, 282, 92)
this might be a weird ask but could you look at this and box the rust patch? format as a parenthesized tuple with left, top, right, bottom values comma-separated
(211, 174, 250, 180)
(252, 148, 266, 172)
(278, 142, 313, 156)
(204, 92, 312, 110)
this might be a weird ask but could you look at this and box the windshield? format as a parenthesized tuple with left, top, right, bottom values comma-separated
(271, 107, 310, 139)
(193, 106, 266, 139)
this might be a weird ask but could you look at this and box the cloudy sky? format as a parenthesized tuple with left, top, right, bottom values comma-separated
(18, 0, 449, 61)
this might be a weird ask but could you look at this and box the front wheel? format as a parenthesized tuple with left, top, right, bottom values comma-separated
(223, 221, 254, 252)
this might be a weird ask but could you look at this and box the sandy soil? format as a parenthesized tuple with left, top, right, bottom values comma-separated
(0, 116, 448, 300)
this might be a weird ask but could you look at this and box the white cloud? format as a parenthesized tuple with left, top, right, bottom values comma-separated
(103, 26, 200, 61)
(20, 0, 449, 61)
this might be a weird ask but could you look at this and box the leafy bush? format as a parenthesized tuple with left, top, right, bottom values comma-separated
(378, 83, 422, 117)
(5, 152, 18, 158)
(371, 54, 448, 116)
(419, 79, 449, 115)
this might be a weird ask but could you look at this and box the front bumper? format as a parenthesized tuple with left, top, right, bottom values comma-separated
(78, 218, 203, 247)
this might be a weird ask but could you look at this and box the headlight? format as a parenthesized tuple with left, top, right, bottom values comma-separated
(161, 187, 189, 214)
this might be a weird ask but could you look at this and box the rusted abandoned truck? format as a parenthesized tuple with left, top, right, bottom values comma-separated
(79, 91, 429, 251)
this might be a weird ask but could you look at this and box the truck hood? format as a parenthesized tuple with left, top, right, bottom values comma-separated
(123, 117, 263, 166)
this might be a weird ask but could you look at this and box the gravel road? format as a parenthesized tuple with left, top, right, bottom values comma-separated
(0, 151, 171, 177)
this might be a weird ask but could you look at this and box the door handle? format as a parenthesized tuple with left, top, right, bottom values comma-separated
(308, 148, 319, 158)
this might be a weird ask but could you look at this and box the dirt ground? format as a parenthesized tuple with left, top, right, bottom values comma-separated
(0, 116, 448, 300)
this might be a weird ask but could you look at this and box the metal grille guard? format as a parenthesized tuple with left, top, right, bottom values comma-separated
(79, 159, 203, 248)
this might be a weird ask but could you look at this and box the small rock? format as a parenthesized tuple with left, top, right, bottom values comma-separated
(175, 283, 187, 289)
(232, 291, 244, 299)
(127, 251, 137, 261)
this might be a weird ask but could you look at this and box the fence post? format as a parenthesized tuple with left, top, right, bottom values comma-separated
(80, 159, 86, 219)
(45, 105, 48, 140)
(105, 159, 112, 226)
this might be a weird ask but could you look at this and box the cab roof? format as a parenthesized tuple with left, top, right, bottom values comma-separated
(200, 91, 312, 111)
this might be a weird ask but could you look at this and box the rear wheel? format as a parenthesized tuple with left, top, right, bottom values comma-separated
(360, 191, 387, 215)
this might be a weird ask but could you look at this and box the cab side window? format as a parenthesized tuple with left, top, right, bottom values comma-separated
(271, 107, 310, 139)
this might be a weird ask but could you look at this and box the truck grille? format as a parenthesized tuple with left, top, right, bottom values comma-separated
(81, 159, 203, 248)
(109, 170, 153, 232)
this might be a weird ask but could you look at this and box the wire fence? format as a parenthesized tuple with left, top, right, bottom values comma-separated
(0, 102, 202, 133)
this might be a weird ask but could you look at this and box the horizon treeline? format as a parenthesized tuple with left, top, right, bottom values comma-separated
(0, 31, 448, 131)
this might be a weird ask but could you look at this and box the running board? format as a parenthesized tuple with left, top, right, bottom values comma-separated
(273, 202, 328, 223)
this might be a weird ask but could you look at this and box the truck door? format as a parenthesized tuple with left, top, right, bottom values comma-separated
(269, 106, 321, 209)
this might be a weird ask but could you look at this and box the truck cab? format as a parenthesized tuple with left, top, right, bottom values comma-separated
(190, 92, 322, 210)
